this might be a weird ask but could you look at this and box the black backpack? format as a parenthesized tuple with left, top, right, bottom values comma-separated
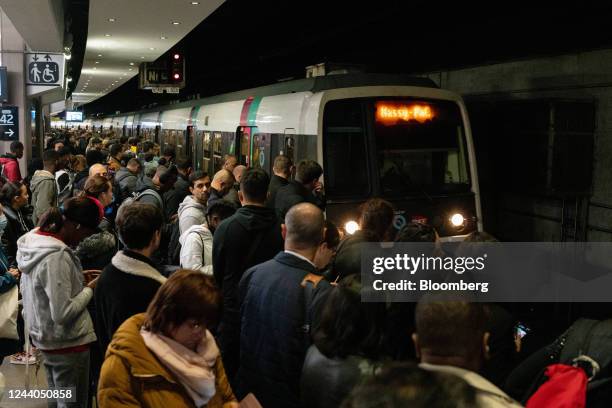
(166, 221, 182, 266)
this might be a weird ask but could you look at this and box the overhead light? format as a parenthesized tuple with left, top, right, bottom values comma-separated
(149, 47, 155, 50)
(160, 36, 167, 40)
(141, 56, 145, 59)
(104, 33, 112, 37)
(97, 54, 103, 57)
(108, 18, 116, 22)
(191, 1, 200, 4)
(172, 21, 180, 25)
(129, 62, 135, 66)
(128, 68, 133, 71)
(95, 61, 100, 64)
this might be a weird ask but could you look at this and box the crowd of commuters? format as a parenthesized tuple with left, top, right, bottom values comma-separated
(0, 129, 607, 408)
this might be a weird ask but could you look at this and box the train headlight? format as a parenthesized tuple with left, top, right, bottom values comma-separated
(450, 213, 465, 227)
(344, 221, 360, 235)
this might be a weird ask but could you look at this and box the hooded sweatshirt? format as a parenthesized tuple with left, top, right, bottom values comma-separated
(178, 195, 207, 235)
(179, 224, 213, 275)
(30, 170, 58, 225)
(17, 230, 96, 350)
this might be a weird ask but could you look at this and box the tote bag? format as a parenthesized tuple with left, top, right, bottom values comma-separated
(0, 285, 19, 340)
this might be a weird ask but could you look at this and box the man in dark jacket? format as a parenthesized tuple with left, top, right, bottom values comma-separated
(94, 203, 165, 355)
(266, 155, 292, 208)
(0, 141, 24, 182)
(212, 168, 284, 383)
(163, 157, 192, 219)
(275, 159, 325, 221)
(237, 203, 330, 407)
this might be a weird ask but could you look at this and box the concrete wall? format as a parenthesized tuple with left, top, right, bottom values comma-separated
(420, 49, 612, 241)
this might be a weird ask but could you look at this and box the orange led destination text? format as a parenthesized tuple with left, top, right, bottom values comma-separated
(376, 102, 434, 124)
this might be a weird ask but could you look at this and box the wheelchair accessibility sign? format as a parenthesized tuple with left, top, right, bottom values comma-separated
(26, 53, 64, 86)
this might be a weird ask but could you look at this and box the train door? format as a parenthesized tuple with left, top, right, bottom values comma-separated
(213, 132, 224, 172)
(154, 125, 161, 145)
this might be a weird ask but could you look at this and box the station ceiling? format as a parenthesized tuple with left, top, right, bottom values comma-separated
(72, 0, 224, 105)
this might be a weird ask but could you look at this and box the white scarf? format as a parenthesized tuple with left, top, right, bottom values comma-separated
(141, 328, 218, 407)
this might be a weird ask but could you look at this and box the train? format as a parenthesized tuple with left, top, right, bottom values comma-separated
(68, 73, 483, 239)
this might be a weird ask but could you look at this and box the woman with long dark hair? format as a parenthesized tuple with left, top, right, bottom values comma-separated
(0, 181, 33, 266)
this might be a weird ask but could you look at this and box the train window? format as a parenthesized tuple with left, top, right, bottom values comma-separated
(374, 99, 470, 195)
(323, 100, 370, 197)
(284, 136, 295, 165)
(201, 131, 211, 173)
(240, 132, 250, 166)
(252, 133, 271, 171)
(213, 132, 223, 172)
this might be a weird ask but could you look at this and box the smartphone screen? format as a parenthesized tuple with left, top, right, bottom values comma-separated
(516, 323, 530, 339)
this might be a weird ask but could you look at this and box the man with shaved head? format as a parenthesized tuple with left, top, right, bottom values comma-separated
(223, 164, 246, 207)
(89, 163, 108, 179)
(237, 203, 331, 407)
(212, 167, 283, 385)
(207, 168, 235, 208)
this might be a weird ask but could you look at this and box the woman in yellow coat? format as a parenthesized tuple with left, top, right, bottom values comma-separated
(98, 270, 238, 408)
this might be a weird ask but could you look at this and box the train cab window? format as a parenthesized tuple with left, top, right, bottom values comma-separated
(374, 99, 470, 195)
(323, 99, 370, 198)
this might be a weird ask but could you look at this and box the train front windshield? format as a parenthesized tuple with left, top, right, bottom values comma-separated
(375, 99, 470, 196)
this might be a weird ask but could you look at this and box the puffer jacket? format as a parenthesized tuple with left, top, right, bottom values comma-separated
(179, 224, 213, 275)
(0, 154, 21, 182)
(17, 230, 96, 350)
(98, 313, 237, 408)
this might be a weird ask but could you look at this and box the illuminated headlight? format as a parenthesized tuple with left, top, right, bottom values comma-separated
(450, 213, 465, 227)
(344, 221, 360, 235)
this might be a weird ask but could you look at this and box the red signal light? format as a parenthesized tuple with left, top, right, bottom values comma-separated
(173, 73, 180, 80)
(174, 54, 180, 60)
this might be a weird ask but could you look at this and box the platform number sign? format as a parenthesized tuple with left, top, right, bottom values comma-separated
(26, 53, 63, 86)
(0, 106, 18, 141)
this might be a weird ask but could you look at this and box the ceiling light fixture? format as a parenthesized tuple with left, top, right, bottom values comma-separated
(128, 68, 133, 71)
(104, 33, 111, 37)
(95, 61, 100, 64)
(191, 1, 200, 4)
(97, 54, 103, 57)
(129, 62, 135, 66)
(108, 18, 116, 22)
(172, 21, 180, 25)
(161, 36, 167, 40)
(149, 47, 155, 50)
